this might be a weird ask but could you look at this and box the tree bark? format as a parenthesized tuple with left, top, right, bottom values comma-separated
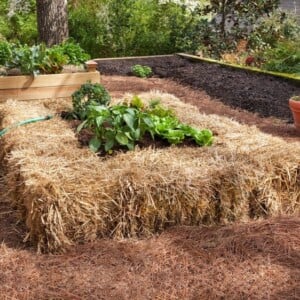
(36, 0, 69, 46)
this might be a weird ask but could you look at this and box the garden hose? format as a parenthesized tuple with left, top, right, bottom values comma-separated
(0, 115, 54, 138)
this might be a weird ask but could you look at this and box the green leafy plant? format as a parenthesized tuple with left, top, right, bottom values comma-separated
(259, 40, 300, 74)
(198, 0, 280, 59)
(0, 41, 89, 75)
(8, 43, 42, 75)
(68, 0, 204, 57)
(131, 64, 152, 78)
(77, 95, 213, 153)
(56, 41, 91, 65)
(38, 44, 68, 74)
(79, 104, 146, 152)
(0, 41, 12, 66)
(72, 81, 111, 120)
(249, 11, 300, 52)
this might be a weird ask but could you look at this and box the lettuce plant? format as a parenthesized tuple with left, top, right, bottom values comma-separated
(77, 96, 213, 153)
(131, 65, 152, 78)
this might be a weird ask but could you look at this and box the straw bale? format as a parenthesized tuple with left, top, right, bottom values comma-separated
(0, 92, 299, 252)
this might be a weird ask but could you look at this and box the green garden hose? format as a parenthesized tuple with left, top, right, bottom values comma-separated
(0, 115, 53, 137)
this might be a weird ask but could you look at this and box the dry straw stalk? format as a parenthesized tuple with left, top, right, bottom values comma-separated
(0, 92, 299, 252)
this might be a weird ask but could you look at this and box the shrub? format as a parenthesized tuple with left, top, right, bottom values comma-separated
(72, 82, 111, 120)
(0, 41, 12, 66)
(259, 40, 300, 74)
(68, 0, 204, 57)
(249, 10, 300, 51)
(194, 1, 281, 59)
(57, 40, 91, 65)
(0, 0, 38, 44)
(131, 65, 152, 78)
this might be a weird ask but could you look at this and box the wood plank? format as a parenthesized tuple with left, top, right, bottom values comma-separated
(0, 72, 100, 89)
(0, 85, 86, 101)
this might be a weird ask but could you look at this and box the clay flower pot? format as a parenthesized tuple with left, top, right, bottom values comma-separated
(289, 96, 300, 131)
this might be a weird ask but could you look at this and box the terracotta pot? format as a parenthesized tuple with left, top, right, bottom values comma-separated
(289, 97, 300, 131)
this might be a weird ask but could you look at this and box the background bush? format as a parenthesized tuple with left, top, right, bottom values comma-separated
(0, 0, 300, 74)
(259, 40, 300, 74)
(68, 0, 203, 57)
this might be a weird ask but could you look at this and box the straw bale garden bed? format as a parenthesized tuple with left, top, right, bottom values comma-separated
(1, 54, 300, 298)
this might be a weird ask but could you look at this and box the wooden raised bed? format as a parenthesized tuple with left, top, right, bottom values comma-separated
(0, 60, 100, 101)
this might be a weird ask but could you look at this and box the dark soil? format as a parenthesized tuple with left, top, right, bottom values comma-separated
(96, 55, 300, 122)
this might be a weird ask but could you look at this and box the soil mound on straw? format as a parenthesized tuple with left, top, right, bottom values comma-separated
(0, 92, 299, 252)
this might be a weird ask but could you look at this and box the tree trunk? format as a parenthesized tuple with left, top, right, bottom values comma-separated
(36, 0, 69, 46)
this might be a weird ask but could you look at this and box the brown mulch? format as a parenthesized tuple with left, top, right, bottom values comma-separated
(0, 75, 299, 299)
(0, 217, 299, 299)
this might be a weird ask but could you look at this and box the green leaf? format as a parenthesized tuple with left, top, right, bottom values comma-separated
(89, 136, 101, 152)
(130, 96, 144, 109)
(127, 142, 135, 150)
(143, 116, 153, 127)
(194, 130, 213, 146)
(132, 128, 141, 140)
(116, 132, 129, 145)
(125, 107, 136, 116)
(164, 130, 185, 144)
(104, 139, 114, 151)
(96, 116, 104, 127)
(125, 131, 133, 140)
(92, 105, 107, 113)
(76, 120, 88, 132)
(123, 113, 135, 130)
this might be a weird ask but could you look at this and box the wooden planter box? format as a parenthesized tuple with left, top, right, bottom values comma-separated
(0, 61, 100, 101)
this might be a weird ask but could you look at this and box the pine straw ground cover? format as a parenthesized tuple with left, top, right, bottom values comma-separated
(1, 217, 299, 299)
(0, 91, 299, 253)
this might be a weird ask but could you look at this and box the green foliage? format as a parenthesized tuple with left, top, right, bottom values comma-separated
(131, 65, 152, 78)
(72, 82, 111, 120)
(8, 43, 43, 75)
(57, 41, 91, 65)
(198, 0, 280, 58)
(1, 0, 296, 72)
(4, 43, 67, 75)
(259, 40, 300, 75)
(68, 0, 205, 57)
(0, 41, 90, 75)
(0, 41, 12, 66)
(249, 10, 300, 52)
(7, 13, 38, 44)
(68, 1, 111, 58)
(0, 0, 37, 44)
(38, 45, 68, 74)
(76, 94, 213, 153)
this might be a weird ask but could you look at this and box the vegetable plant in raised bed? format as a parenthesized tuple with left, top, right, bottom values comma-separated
(0, 41, 100, 101)
(131, 64, 152, 78)
(72, 83, 213, 153)
(0, 40, 90, 76)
